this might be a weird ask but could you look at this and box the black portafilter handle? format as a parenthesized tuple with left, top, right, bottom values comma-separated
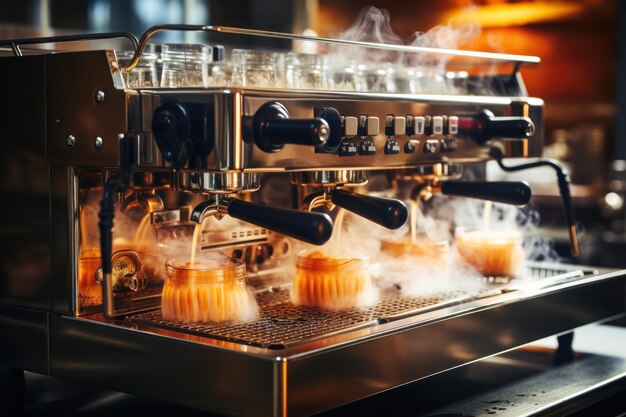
(460, 110, 535, 143)
(251, 101, 330, 152)
(330, 189, 408, 230)
(226, 199, 333, 245)
(441, 181, 532, 206)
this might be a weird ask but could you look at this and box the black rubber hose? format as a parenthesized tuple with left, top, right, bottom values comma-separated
(98, 180, 118, 278)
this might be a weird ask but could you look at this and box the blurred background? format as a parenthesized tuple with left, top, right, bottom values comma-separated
(0, 0, 624, 266)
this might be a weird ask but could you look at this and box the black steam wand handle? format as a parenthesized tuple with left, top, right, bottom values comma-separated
(250, 101, 330, 152)
(330, 189, 408, 230)
(441, 181, 532, 206)
(490, 147, 579, 257)
(226, 199, 333, 245)
(264, 118, 330, 146)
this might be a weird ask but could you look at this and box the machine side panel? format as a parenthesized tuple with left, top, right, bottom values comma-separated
(0, 55, 51, 311)
(49, 315, 277, 417)
(0, 305, 49, 374)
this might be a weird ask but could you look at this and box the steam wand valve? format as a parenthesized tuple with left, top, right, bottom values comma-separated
(99, 133, 137, 319)
(191, 195, 333, 246)
(490, 147, 580, 257)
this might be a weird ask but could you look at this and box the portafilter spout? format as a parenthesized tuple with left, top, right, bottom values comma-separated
(190, 195, 333, 246)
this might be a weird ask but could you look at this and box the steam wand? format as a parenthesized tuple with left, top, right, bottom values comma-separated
(490, 147, 580, 257)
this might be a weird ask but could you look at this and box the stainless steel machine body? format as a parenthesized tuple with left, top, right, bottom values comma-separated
(0, 26, 624, 417)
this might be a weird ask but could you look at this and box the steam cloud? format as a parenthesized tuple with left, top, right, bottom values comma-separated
(329, 5, 482, 94)
(294, 190, 562, 299)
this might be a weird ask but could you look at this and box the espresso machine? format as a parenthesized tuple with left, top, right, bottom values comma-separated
(0, 25, 624, 417)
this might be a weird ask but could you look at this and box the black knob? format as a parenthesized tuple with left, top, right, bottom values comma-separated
(226, 199, 333, 245)
(330, 189, 408, 230)
(152, 101, 214, 170)
(460, 110, 535, 143)
(441, 181, 532, 206)
(152, 101, 193, 169)
(249, 102, 330, 153)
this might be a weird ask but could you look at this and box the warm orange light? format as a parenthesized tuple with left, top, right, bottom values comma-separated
(446, 2, 586, 28)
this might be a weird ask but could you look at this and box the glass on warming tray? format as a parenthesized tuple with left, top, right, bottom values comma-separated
(161, 255, 258, 323)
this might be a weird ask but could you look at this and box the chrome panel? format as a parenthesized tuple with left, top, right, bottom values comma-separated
(141, 88, 543, 173)
(242, 92, 543, 170)
(0, 305, 49, 374)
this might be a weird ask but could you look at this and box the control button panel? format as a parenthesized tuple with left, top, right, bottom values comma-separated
(330, 108, 464, 157)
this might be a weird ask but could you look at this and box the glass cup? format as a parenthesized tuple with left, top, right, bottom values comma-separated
(455, 227, 524, 277)
(231, 49, 282, 88)
(116, 51, 159, 88)
(286, 52, 329, 90)
(380, 237, 450, 277)
(206, 61, 233, 87)
(330, 61, 364, 92)
(161, 256, 258, 323)
(160, 43, 211, 88)
(291, 251, 377, 309)
(361, 62, 397, 93)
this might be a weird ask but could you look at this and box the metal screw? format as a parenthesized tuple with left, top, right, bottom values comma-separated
(94, 136, 103, 149)
(55, 118, 61, 125)
(66, 134, 76, 148)
(95, 90, 105, 103)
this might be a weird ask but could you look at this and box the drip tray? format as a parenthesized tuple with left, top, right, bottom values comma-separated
(126, 265, 589, 349)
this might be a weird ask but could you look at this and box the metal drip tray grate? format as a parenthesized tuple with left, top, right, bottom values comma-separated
(126, 265, 589, 349)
